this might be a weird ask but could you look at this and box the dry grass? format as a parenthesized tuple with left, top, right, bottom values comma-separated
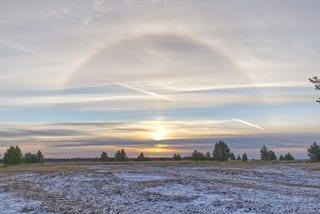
(0, 160, 319, 213)
(306, 162, 320, 171)
(0, 160, 308, 175)
(0, 162, 90, 175)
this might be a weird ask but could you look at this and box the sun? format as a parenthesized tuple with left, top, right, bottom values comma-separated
(153, 131, 165, 141)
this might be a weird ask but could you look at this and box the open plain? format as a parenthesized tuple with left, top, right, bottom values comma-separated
(0, 161, 320, 214)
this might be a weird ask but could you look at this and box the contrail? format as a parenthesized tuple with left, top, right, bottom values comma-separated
(0, 38, 49, 59)
(232, 118, 265, 131)
(114, 82, 172, 101)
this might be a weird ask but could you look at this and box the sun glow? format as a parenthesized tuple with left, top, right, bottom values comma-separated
(153, 131, 165, 141)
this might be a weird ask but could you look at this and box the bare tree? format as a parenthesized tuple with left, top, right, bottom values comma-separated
(309, 76, 320, 103)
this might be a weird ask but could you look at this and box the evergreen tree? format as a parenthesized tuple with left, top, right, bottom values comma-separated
(213, 141, 230, 161)
(114, 149, 128, 161)
(3, 146, 23, 165)
(260, 145, 277, 160)
(242, 153, 248, 161)
(268, 150, 277, 160)
(100, 151, 109, 162)
(205, 152, 211, 160)
(284, 152, 295, 161)
(236, 155, 241, 160)
(279, 155, 284, 161)
(308, 142, 320, 161)
(230, 152, 236, 160)
(23, 150, 44, 164)
(260, 145, 269, 160)
(136, 152, 144, 161)
(36, 150, 44, 163)
(136, 152, 149, 161)
(191, 150, 205, 161)
(24, 153, 38, 164)
(173, 153, 181, 161)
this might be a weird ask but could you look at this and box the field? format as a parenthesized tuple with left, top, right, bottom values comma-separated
(0, 161, 320, 214)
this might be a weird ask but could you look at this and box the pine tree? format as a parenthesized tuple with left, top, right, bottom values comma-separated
(230, 152, 236, 160)
(284, 152, 295, 161)
(279, 155, 284, 161)
(191, 150, 205, 161)
(23, 150, 44, 164)
(213, 141, 230, 161)
(3, 146, 23, 165)
(36, 150, 44, 163)
(205, 152, 211, 160)
(236, 155, 241, 160)
(260, 145, 268, 160)
(260, 145, 277, 160)
(136, 152, 144, 161)
(136, 152, 149, 161)
(173, 153, 181, 161)
(268, 150, 277, 160)
(100, 151, 109, 162)
(308, 142, 320, 161)
(114, 149, 128, 161)
(24, 153, 38, 164)
(242, 153, 248, 161)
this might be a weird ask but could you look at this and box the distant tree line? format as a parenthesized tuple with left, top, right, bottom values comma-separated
(188, 141, 248, 162)
(91, 141, 320, 163)
(279, 153, 295, 161)
(260, 145, 295, 161)
(98, 149, 130, 162)
(2, 141, 320, 165)
(1, 146, 44, 165)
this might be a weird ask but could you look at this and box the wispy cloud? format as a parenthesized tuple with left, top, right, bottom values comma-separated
(114, 82, 172, 101)
(0, 120, 266, 145)
(232, 118, 265, 131)
(0, 0, 319, 158)
(0, 38, 49, 59)
(0, 122, 317, 158)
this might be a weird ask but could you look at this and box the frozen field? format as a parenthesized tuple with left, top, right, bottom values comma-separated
(0, 161, 320, 213)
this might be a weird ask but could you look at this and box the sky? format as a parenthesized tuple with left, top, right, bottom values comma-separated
(0, 0, 319, 159)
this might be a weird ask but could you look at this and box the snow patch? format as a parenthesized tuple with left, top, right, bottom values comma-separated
(147, 183, 196, 196)
(115, 173, 169, 181)
(0, 191, 42, 213)
(1, 163, 320, 213)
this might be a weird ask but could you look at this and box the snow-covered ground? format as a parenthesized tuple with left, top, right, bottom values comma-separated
(0, 162, 320, 213)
